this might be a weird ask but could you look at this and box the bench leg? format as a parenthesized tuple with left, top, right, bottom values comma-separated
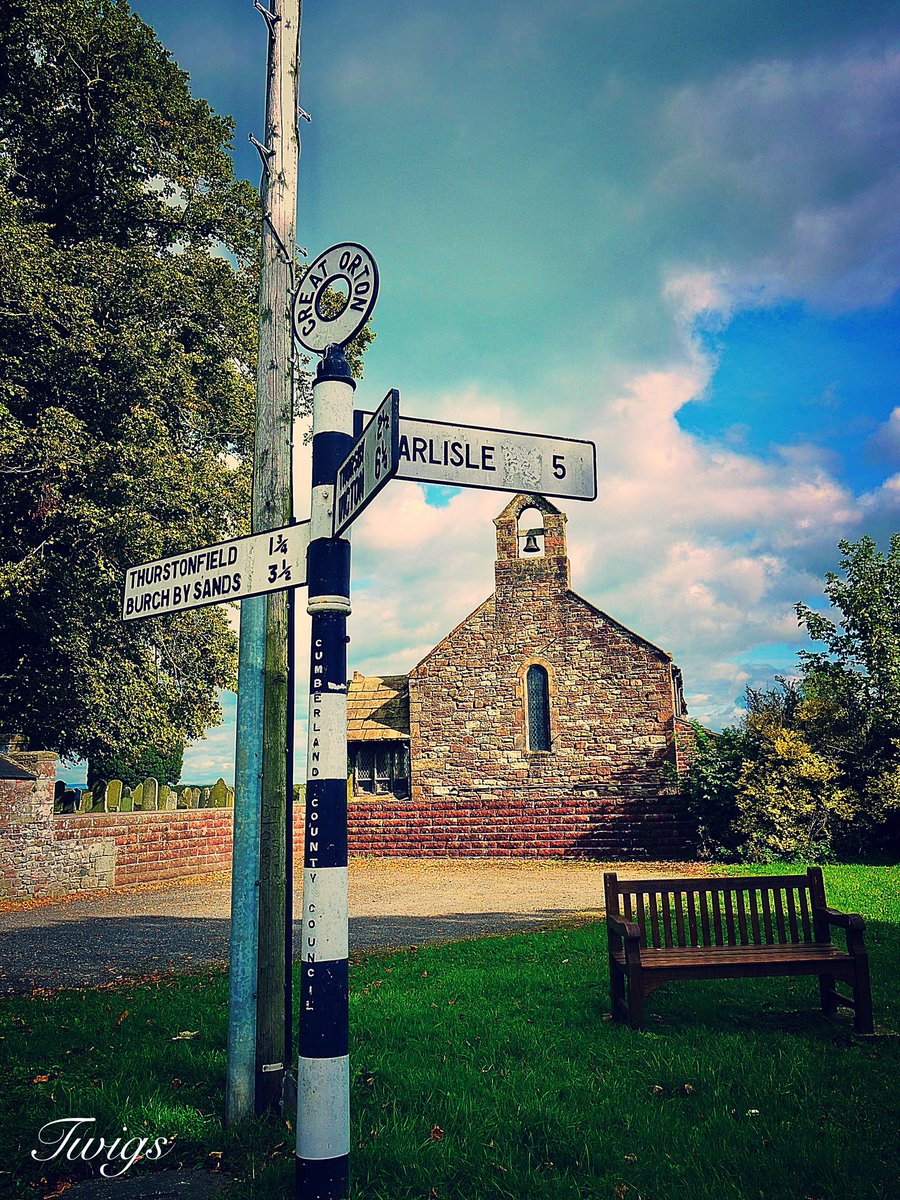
(852, 953, 875, 1035)
(626, 970, 645, 1029)
(609, 956, 626, 1022)
(818, 973, 839, 1016)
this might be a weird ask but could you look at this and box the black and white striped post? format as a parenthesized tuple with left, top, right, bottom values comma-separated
(292, 243, 380, 1200)
(296, 343, 354, 1199)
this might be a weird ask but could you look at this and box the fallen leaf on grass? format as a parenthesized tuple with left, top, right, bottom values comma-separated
(32, 1074, 51, 1084)
(113, 1010, 129, 1030)
(42, 1182, 72, 1199)
(171, 1030, 200, 1041)
(429, 1124, 445, 1141)
(682, 1083, 694, 1096)
(649, 1084, 663, 1096)
(206, 1151, 223, 1173)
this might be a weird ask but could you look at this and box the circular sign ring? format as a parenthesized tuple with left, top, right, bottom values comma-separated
(292, 242, 379, 354)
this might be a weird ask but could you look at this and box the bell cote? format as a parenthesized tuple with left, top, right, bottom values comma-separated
(494, 494, 570, 597)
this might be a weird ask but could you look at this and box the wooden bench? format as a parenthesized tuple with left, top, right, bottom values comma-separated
(604, 868, 874, 1033)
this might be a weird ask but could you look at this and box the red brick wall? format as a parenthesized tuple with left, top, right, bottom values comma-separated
(339, 793, 691, 858)
(52, 809, 235, 887)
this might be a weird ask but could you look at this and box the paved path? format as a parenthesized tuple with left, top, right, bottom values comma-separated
(0, 859, 700, 993)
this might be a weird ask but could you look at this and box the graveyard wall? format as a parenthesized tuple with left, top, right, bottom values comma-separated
(51, 809, 234, 888)
(0, 752, 116, 901)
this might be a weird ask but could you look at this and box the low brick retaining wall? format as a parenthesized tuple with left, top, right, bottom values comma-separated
(337, 792, 692, 859)
(53, 809, 235, 888)
(1, 750, 692, 901)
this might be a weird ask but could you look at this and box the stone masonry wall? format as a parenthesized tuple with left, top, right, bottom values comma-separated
(0, 752, 116, 900)
(0, 750, 235, 901)
(402, 494, 686, 855)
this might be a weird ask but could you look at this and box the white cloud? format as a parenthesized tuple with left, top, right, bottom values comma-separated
(344, 339, 898, 732)
(661, 45, 900, 314)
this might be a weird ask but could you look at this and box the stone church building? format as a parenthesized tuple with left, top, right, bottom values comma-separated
(345, 494, 694, 858)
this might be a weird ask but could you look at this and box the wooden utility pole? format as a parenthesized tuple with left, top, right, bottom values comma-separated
(252, 0, 301, 1114)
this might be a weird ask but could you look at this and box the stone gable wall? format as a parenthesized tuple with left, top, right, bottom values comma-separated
(402, 493, 686, 855)
(410, 588, 677, 811)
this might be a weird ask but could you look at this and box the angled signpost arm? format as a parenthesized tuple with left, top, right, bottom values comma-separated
(333, 389, 400, 537)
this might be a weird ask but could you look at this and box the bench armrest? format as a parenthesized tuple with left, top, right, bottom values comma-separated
(819, 907, 865, 933)
(815, 906, 867, 953)
(606, 912, 643, 966)
(607, 912, 643, 940)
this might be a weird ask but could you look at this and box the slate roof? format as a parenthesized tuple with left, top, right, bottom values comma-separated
(0, 753, 36, 781)
(347, 673, 410, 742)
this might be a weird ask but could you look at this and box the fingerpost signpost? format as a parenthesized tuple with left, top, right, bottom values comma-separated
(121, 223, 597, 1198)
(289, 236, 596, 1198)
(292, 241, 395, 1200)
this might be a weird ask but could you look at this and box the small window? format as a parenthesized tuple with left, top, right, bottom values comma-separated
(351, 743, 409, 797)
(354, 746, 375, 793)
(526, 665, 551, 752)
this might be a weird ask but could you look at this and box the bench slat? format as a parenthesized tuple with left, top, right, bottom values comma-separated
(748, 889, 762, 944)
(699, 891, 712, 946)
(687, 891, 699, 946)
(774, 888, 787, 943)
(613, 874, 812, 893)
(723, 889, 737, 945)
(674, 890, 686, 946)
(786, 886, 800, 943)
(648, 892, 661, 948)
(635, 892, 647, 945)
(761, 888, 774, 943)
(610, 942, 848, 968)
(736, 889, 749, 944)
(712, 890, 724, 946)
(798, 885, 812, 942)
(661, 890, 674, 948)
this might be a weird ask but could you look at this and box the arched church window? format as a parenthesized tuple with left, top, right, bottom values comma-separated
(517, 507, 545, 557)
(526, 665, 551, 752)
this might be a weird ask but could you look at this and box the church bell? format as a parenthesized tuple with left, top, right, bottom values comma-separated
(522, 529, 542, 554)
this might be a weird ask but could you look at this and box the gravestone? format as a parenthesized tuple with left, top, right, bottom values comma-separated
(76, 789, 89, 813)
(120, 788, 134, 813)
(199, 787, 211, 808)
(142, 777, 158, 811)
(226, 788, 235, 807)
(130, 783, 143, 811)
(90, 790, 107, 813)
(160, 784, 177, 811)
(106, 779, 122, 811)
(184, 787, 197, 808)
(54, 781, 66, 814)
(210, 778, 228, 808)
(61, 789, 79, 815)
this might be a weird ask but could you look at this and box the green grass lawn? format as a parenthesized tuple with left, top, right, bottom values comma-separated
(0, 863, 897, 1199)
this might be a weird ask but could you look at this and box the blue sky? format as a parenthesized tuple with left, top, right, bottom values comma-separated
(61, 1, 900, 784)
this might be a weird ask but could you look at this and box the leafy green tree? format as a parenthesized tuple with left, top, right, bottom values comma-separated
(0, 1, 374, 777)
(733, 715, 851, 862)
(0, 0, 259, 771)
(796, 534, 900, 849)
(88, 741, 184, 790)
(671, 722, 744, 859)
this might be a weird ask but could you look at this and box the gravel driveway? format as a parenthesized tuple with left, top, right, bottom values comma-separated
(0, 859, 703, 993)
